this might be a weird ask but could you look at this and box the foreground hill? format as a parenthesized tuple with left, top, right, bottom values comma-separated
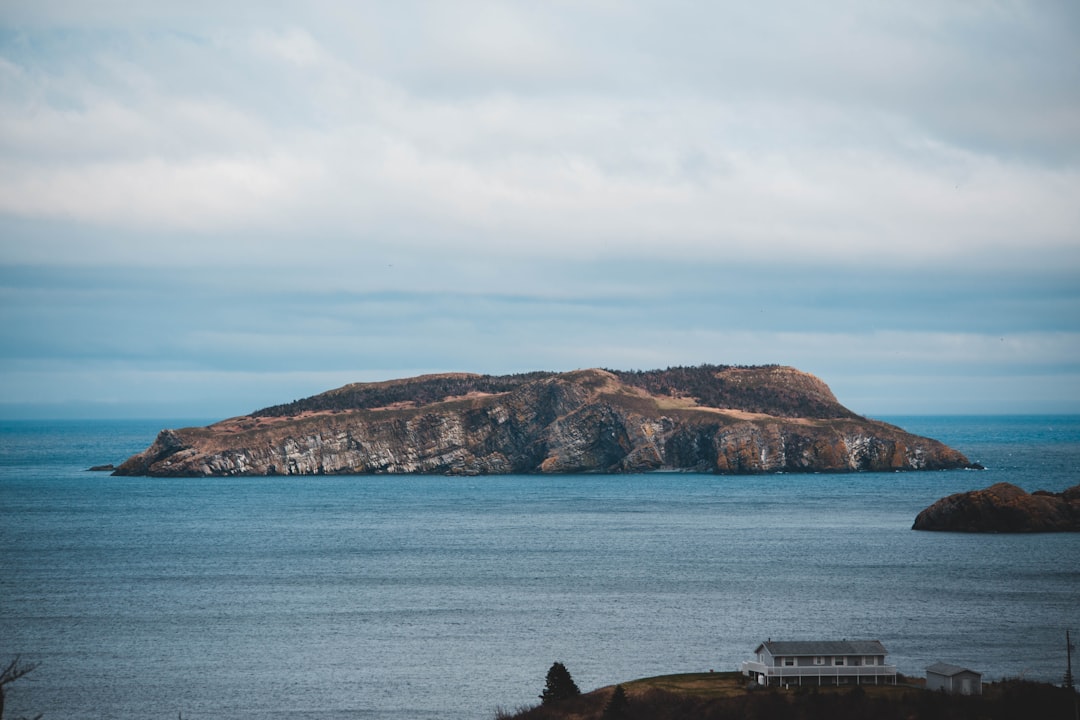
(913, 482, 1080, 532)
(503, 671, 1077, 720)
(113, 365, 975, 477)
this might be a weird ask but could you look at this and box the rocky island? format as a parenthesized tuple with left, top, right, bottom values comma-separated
(113, 365, 977, 477)
(913, 482, 1080, 532)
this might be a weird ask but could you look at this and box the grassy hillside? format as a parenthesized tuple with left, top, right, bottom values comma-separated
(498, 671, 1078, 720)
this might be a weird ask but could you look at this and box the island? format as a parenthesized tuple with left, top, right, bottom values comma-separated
(913, 482, 1080, 532)
(112, 365, 977, 477)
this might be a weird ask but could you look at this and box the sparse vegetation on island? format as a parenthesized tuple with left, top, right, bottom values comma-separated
(251, 370, 557, 417)
(249, 365, 860, 421)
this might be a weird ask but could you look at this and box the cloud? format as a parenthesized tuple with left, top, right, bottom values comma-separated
(247, 27, 327, 68)
(4, 4, 1078, 251)
(1, 154, 323, 231)
(1, 1, 1078, 416)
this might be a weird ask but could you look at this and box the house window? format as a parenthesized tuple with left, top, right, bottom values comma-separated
(834, 657, 845, 666)
(864, 656, 877, 666)
(813, 657, 825, 666)
(784, 658, 795, 667)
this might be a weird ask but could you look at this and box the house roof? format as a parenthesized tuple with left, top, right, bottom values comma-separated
(927, 662, 980, 677)
(755, 640, 888, 657)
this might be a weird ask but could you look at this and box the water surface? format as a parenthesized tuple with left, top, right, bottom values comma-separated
(1, 416, 1077, 718)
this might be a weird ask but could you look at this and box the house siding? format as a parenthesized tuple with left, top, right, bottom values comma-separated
(743, 640, 896, 687)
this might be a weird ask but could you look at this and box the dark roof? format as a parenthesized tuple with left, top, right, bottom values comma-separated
(927, 662, 980, 677)
(755, 640, 888, 657)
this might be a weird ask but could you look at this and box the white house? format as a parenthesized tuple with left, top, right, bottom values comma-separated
(741, 639, 898, 687)
(926, 663, 982, 695)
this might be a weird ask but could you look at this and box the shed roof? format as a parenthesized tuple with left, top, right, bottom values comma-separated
(927, 662, 980, 677)
(755, 640, 888, 657)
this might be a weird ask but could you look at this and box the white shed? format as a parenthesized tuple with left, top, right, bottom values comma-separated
(926, 662, 982, 695)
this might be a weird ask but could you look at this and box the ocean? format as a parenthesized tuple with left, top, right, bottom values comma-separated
(1, 415, 1078, 719)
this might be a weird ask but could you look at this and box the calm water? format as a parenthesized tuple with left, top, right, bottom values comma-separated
(1, 416, 1078, 719)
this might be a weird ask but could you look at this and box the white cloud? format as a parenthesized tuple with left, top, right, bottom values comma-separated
(1, 3, 1077, 267)
(0, 152, 321, 231)
(247, 27, 328, 68)
(1, 1, 1077, 416)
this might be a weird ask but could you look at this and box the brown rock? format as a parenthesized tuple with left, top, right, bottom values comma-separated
(913, 482, 1080, 532)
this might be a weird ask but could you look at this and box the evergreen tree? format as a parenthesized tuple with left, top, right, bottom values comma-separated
(601, 684, 629, 720)
(539, 662, 581, 705)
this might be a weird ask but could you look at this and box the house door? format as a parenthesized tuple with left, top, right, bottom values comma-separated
(960, 678, 972, 695)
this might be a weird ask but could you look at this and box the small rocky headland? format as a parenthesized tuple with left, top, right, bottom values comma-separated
(913, 482, 1080, 532)
(113, 365, 979, 477)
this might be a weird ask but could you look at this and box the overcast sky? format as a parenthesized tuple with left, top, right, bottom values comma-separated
(1, 1, 1078, 419)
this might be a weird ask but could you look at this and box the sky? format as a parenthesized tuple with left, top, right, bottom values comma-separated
(1, 1, 1078, 419)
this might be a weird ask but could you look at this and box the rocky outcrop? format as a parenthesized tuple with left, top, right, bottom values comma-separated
(913, 482, 1080, 532)
(113, 366, 976, 477)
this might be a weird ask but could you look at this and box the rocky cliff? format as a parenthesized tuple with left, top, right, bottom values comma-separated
(113, 365, 976, 477)
(913, 482, 1080, 532)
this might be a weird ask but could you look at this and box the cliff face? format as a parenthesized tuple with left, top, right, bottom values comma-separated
(113, 366, 975, 477)
(913, 482, 1080, 532)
